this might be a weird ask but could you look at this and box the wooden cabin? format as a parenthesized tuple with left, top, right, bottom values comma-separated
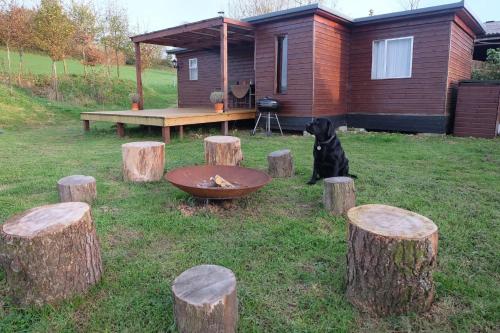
(131, 1, 485, 133)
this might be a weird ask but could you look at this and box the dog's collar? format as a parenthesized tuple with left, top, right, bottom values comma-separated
(315, 135, 335, 151)
(317, 135, 335, 145)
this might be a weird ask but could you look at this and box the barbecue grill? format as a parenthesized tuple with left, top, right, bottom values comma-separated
(252, 97, 283, 136)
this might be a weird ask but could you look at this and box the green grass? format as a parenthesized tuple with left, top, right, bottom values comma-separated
(0, 118, 498, 332)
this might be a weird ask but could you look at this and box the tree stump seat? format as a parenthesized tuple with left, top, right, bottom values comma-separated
(204, 136, 243, 166)
(122, 141, 165, 182)
(57, 175, 97, 204)
(346, 204, 438, 316)
(267, 149, 294, 178)
(323, 177, 355, 216)
(172, 264, 238, 333)
(0, 202, 103, 306)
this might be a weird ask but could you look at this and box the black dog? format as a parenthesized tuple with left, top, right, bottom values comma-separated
(305, 118, 353, 184)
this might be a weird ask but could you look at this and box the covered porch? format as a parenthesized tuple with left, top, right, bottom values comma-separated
(81, 17, 256, 143)
(132, 16, 256, 111)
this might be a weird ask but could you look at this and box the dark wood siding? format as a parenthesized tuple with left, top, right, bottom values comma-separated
(349, 15, 454, 116)
(446, 17, 474, 116)
(254, 16, 314, 117)
(312, 15, 350, 117)
(177, 46, 254, 107)
(454, 83, 500, 138)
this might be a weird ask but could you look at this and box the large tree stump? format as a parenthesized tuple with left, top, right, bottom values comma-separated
(323, 177, 355, 215)
(57, 175, 97, 204)
(0, 202, 103, 306)
(267, 149, 294, 178)
(172, 264, 238, 333)
(122, 141, 165, 182)
(346, 204, 438, 316)
(204, 136, 243, 166)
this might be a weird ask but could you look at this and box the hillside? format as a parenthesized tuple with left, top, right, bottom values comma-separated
(0, 49, 177, 128)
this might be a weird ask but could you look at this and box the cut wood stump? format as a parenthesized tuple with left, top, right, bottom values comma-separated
(346, 204, 438, 316)
(204, 136, 243, 166)
(0, 202, 103, 306)
(323, 177, 355, 215)
(267, 149, 294, 177)
(57, 175, 97, 204)
(172, 264, 238, 333)
(122, 141, 165, 182)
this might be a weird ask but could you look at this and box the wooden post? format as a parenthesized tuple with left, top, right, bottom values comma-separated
(172, 265, 238, 333)
(221, 121, 229, 135)
(116, 122, 125, 137)
(0, 202, 102, 306)
(134, 42, 144, 110)
(83, 120, 90, 132)
(323, 177, 356, 216)
(346, 204, 438, 316)
(162, 126, 171, 144)
(220, 23, 228, 112)
(178, 125, 184, 140)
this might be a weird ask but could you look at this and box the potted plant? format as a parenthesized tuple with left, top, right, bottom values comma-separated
(210, 91, 224, 113)
(130, 93, 140, 111)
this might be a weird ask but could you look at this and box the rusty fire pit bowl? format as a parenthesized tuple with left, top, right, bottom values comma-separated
(165, 165, 272, 200)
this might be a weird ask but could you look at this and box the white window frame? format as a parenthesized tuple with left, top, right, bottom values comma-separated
(371, 36, 414, 80)
(189, 58, 198, 81)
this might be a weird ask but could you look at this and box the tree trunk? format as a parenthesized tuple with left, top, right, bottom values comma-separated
(52, 60, 59, 101)
(346, 204, 438, 316)
(18, 50, 24, 85)
(0, 202, 103, 306)
(82, 47, 87, 76)
(122, 141, 165, 182)
(57, 175, 97, 204)
(172, 265, 238, 333)
(6, 44, 12, 94)
(63, 58, 68, 75)
(204, 136, 243, 166)
(323, 176, 355, 216)
(104, 45, 110, 77)
(115, 50, 120, 78)
(267, 149, 294, 177)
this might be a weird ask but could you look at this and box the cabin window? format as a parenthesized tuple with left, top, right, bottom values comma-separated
(371, 36, 413, 79)
(276, 35, 288, 93)
(189, 58, 198, 81)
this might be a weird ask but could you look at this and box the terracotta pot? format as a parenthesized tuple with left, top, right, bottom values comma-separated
(131, 102, 140, 111)
(214, 103, 224, 113)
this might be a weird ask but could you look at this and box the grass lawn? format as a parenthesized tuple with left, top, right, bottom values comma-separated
(0, 118, 498, 332)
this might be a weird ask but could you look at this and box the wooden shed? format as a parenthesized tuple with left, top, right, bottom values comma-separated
(454, 81, 500, 138)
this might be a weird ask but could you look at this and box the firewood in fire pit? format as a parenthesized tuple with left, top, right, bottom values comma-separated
(210, 175, 235, 188)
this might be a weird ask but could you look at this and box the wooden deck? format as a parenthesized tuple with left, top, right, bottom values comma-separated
(81, 107, 255, 143)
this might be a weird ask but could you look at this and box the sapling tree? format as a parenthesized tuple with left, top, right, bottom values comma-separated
(69, 0, 101, 76)
(9, 6, 34, 84)
(102, 0, 129, 78)
(33, 0, 75, 99)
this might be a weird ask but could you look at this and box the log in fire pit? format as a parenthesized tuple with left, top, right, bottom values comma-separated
(165, 165, 271, 200)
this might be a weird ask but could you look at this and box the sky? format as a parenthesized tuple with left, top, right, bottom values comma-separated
(121, 0, 498, 33)
(21, 0, 499, 33)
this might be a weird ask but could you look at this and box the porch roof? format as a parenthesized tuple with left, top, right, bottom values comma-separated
(130, 17, 254, 49)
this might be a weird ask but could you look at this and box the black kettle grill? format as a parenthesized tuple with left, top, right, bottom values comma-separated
(252, 97, 283, 136)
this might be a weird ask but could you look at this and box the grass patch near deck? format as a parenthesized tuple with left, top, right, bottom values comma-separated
(0, 123, 499, 332)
